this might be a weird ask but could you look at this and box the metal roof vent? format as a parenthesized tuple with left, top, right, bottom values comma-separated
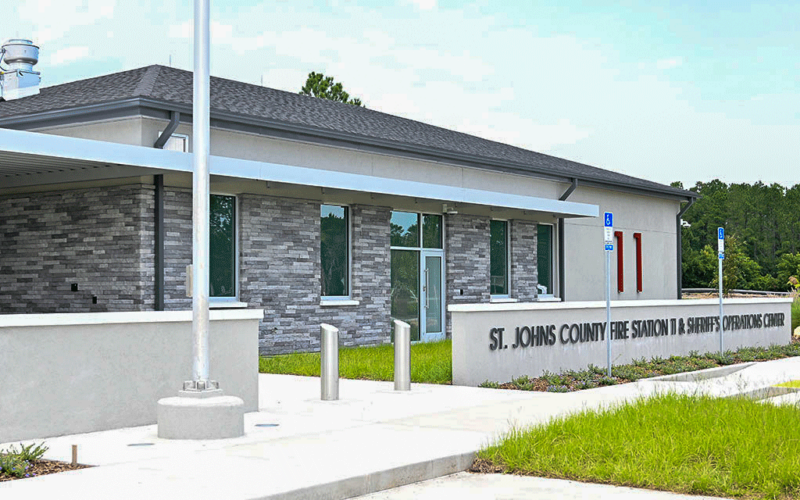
(0, 39, 41, 101)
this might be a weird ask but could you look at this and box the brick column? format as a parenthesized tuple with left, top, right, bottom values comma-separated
(510, 219, 538, 301)
(445, 213, 490, 335)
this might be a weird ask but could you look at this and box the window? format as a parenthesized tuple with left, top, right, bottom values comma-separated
(321, 205, 349, 297)
(537, 224, 554, 295)
(634, 232, 643, 292)
(161, 132, 188, 152)
(210, 195, 236, 298)
(490, 220, 509, 296)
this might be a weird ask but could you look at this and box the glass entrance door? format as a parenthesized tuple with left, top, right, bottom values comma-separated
(421, 252, 444, 340)
(390, 211, 445, 342)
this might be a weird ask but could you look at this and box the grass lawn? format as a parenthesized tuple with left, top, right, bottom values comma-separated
(260, 340, 800, 390)
(259, 339, 452, 384)
(775, 380, 800, 389)
(475, 393, 800, 499)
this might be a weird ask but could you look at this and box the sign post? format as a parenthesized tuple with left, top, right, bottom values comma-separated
(604, 212, 613, 377)
(718, 227, 725, 355)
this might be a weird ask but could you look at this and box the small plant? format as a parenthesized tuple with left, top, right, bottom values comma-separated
(588, 364, 606, 375)
(541, 371, 567, 386)
(0, 454, 29, 479)
(479, 380, 500, 389)
(546, 385, 570, 393)
(511, 375, 536, 391)
(0, 442, 48, 480)
(575, 379, 597, 390)
(598, 376, 617, 386)
(6, 442, 48, 462)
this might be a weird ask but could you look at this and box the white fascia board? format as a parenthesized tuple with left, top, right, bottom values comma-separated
(212, 155, 599, 218)
(0, 127, 192, 171)
(0, 128, 598, 217)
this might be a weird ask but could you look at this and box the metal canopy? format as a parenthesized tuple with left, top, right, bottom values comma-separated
(0, 128, 598, 218)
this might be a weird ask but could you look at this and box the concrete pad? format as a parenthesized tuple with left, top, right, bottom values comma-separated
(354, 472, 732, 500)
(2, 359, 798, 500)
(157, 392, 245, 439)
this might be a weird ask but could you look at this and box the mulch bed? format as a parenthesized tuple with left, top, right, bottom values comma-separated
(0, 459, 90, 482)
(483, 338, 800, 393)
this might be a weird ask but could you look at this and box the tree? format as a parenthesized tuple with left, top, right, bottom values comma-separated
(300, 72, 363, 107)
(677, 178, 800, 291)
(706, 235, 763, 294)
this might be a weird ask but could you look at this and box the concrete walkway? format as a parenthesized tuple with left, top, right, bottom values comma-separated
(1, 357, 798, 499)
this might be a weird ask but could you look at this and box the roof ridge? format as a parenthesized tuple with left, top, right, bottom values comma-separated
(132, 65, 161, 97)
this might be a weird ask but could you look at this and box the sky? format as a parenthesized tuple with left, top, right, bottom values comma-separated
(2, 0, 798, 188)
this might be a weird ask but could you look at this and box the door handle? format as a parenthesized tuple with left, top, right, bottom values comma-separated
(424, 268, 429, 310)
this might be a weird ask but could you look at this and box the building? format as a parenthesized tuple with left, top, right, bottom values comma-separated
(0, 63, 697, 356)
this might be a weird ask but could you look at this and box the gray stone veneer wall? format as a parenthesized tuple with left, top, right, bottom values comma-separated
(163, 188, 192, 310)
(510, 220, 538, 301)
(0, 184, 155, 314)
(445, 214, 491, 335)
(238, 194, 392, 356)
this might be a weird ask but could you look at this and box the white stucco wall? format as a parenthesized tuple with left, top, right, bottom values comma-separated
(564, 186, 681, 301)
(0, 309, 261, 443)
(35, 117, 146, 146)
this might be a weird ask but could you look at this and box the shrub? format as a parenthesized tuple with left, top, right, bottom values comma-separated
(0, 454, 29, 479)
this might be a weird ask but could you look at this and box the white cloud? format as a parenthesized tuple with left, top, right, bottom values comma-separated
(168, 20, 235, 43)
(16, 0, 116, 44)
(50, 46, 90, 66)
(656, 57, 683, 70)
(405, 0, 437, 11)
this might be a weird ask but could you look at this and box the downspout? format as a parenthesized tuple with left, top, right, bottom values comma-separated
(152, 111, 180, 310)
(558, 178, 578, 302)
(676, 197, 695, 299)
(153, 111, 181, 149)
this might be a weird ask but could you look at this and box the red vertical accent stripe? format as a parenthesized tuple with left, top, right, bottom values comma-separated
(614, 231, 624, 293)
(634, 232, 643, 292)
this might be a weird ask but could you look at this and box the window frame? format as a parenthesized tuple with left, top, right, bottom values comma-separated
(389, 211, 446, 343)
(490, 218, 511, 298)
(157, 131, 189, 153)
(537, 222, 557, 299)
(209, 192, 239, 303)
(320, 203, 352, 301)
(634, 232, 643, 293)
(389, 212, 445, 252)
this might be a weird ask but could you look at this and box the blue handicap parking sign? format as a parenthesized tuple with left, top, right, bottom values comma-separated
(604, 212, 613, 227)
(718, 227, 724, 240)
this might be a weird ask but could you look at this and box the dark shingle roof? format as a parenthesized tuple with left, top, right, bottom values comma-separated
(0, 65, 694, 198)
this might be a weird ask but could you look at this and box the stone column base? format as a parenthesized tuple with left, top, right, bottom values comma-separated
(157, 389, 245, 440)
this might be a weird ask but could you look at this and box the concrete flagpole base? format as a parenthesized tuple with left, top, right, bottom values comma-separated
(157, 382, 245, 440)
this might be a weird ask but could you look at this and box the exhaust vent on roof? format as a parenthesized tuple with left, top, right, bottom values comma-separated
(0, 39, 41, 101)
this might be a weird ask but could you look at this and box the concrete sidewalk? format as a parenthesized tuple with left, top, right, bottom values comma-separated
(1, 357, 798, 499)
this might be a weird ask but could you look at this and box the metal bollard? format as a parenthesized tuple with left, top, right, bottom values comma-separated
(393, 320, 411, 391)
(320, 323, 339, 400)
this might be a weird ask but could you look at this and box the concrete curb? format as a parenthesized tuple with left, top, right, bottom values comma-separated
(646, 362, 755, 382)
(264, 452, 476, 500)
